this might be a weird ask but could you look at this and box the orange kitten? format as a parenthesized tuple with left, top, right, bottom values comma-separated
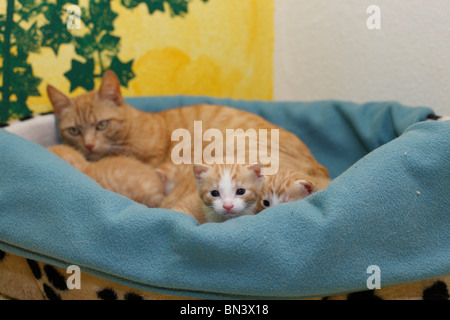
(48, 145, 165, 208)
(155, 162, 194, 198)
(258, 168, 316, 212)
(152, 163, 199, 223)
(169, 163, 264, 223)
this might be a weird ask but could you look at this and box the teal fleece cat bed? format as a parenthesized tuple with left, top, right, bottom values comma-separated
(0, 96, 449, 299)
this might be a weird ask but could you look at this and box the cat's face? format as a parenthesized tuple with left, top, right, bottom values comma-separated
(47, 71, 128, 161)
(259, 172, 315, 211)
(194, 163, 264, 220)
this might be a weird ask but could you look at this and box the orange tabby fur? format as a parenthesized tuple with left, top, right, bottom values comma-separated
(48, 145, 165, 208)
(156, 163, 197, 208)
(47, 70, 331, 216)
(257, 168, 317, 212)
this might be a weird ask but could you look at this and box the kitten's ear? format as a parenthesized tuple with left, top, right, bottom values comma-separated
(47, 85, 72, 117)
(296, 179, 316, 197)
(98, 70, 124, 106)
(155, 169, 166, 183)
(246, 163, 264, 179)
(193, 164, 211, 181)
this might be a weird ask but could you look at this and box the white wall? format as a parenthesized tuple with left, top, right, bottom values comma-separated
(274, 0, 450, 116)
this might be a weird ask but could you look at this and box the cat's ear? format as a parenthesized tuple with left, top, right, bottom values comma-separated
(246, 163, 264, 179)
(47, 85, 72, 117)
(295, 179, 316, 197)
(193, 164, 211, 181)
(98, 70, 124, 106)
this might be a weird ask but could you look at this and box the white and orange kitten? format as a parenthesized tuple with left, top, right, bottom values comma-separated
(258, 169, 316, 212)
(164, 163, 264, 223)
(193, 163, 264, 223)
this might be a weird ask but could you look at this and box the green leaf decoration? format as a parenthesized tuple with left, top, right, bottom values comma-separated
(17, 0, 36, 9)
(13, 22, 41, 53)
(7, 101, 33, 120)
(0, 0, 209, 123)
(2, 52, 40, 122)
(144, 0, 166, 14)
(109, 56, 135, 87)
(120, 0, 140, 9)
(57, 0, 79, 6)
(165, 0, 189, 16)
(11, 53, 42, 97)
(17, 0, 38, 19)
(64, 58, 95, 92)
(73, 34, 96, 58)
(121, 0, 192, 15)
(40, 4, 73, 54)
(100, 33, 120, 54)
(88, 0, 118, 35)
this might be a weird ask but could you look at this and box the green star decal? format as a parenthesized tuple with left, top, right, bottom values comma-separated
(0, 0, 209, 123)
(64, 59, 95, 92)
(110, 56, 135, 87)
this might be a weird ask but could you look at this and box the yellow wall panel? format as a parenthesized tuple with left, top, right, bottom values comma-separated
(0, 0, 274, 122)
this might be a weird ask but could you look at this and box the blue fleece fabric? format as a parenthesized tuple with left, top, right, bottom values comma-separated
(0, 97, 448, 299)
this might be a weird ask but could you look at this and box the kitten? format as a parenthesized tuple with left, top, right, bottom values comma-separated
(48, 145, 165, 208)
(47, 70, 331, 188)
(155, 161, 192, 197)
(192, 163, 264, 223)
(257, 169, 316, 212)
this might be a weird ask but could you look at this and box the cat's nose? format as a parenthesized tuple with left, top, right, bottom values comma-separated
(223, 204, 234, 211)
(85, 143, 95, 152)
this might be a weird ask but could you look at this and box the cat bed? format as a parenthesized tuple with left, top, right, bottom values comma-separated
(0, 96, 449, 299)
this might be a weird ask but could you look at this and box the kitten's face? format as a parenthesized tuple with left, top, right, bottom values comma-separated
(194, 163, 264, 220)
(48, 71, 128, 161)
(259, 172, 315, 211)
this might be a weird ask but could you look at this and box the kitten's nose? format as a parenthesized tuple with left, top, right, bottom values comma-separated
(85, 143, 95, 152)
(223, 203, 234, 211)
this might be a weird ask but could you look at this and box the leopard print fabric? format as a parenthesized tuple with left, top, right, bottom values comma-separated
(0, 250, 448, 300)
(0, 250, 190, 300)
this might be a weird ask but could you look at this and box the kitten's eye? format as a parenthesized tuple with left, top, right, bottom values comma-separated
(210, 190, 220, 197)
(68, 127, 80, 136)
(96, 120, 109, 131)
(263, 200, 271, 207)
(236, 188, 246, 196)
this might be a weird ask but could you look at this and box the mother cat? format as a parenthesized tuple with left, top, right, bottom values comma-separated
(47, 70, 330, 190)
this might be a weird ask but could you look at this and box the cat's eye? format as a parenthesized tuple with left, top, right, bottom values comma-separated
(68, 127, 80, 136)
(96, 120, 109, 131)
(263, 200, 271, 207)
(236, 188, 246, 196)
(210, 190, 220, 197)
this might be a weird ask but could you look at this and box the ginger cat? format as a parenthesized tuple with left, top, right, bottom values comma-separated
(257, 168, 317, 212)
(47, 70, 330, 192)
(48, 145, 165, 208)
